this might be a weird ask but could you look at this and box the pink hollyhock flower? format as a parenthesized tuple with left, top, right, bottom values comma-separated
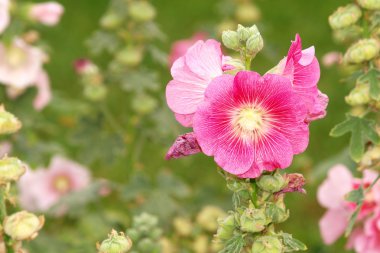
(193, 71, 309, 178)
(29, 2, 64, 26)
(317, 165, 380, 245)
(271, 34, 328, 122)
(322, 51, 342, 67)
(166, 39, 226, 127)
(0, 0, 9, 34)
(168, 32, 207, 67)
(18, 156, 91, 213)
(33, 71, 52, 110)
(0, 39, 45, 88)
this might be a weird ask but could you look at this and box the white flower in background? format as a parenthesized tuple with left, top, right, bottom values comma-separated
(29, 2, 64, 26)
(0, 0, 10, 34)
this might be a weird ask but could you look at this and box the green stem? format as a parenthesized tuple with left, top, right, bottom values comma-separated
(245, 56, 252, 71)
(99, 104, 125, 140)
(0, 186, 14, 253)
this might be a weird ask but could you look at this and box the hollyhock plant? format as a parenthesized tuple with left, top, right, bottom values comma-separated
(193, 71, 309, 178)
(29, 2, 64, 26)
(317, 164, 380, 245)
(168, 32, 207, 66)
(18, 156, 91, 213)
(166, 39, 226, 127)
(0, 0, 9, 34)
(271, 34, 328, 122)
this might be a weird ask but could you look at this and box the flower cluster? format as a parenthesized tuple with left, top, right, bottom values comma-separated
(0, 0, 63, 110)
(166, 25, 327, 179)
(318, 165, 380, 253)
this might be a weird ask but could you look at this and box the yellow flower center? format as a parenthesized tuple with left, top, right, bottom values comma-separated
(231, 106, 268, 141)
(6, 46, 27, 67)
(53, 176, 71, 194)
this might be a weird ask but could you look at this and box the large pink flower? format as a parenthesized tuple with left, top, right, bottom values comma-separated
(166, 39, 225, 127)
(18, 156, 91, 213)
(193, 71, 309, 178)
(272, 34, 328, 122)
(318, 165, 380, 245)
(0, 0, 10, 34)
(168, 32, 207, 67)
(29, 2, 64, 26)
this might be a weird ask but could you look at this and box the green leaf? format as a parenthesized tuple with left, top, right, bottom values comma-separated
(330, 115, 380, 162)
(345, 187, 364, 203)
(281, 233, 307, 252)
(220, 234, 245, 253)
(345, 205, 361, 237)
(358, 68, 380, 100)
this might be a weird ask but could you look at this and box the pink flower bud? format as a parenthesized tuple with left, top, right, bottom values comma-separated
(29, 2, 64, 26)
(165, 132, 201, 160)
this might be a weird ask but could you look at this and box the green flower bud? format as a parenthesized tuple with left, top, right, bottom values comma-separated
(131, 94, 157, 114)
(237, 24, 252, 42)
(133, 213, 158, 230)
(265, 202, 289, 224)
(3, 211, 44, 241)
(196, 206, 226, 232)
(333, 25, 362, 44)
(257, 172, 286, 193)
(222, 30, 240, 51)
(128, 1, 156, 22)
(137, 238, 158, 252)
(173, 217, 193, 237)
(100, 12, 123, 29)
(240, 208, 268, 233)
(215, 214, 236, 241)
(192, 235, 209, 253)
(226, 175, 249, 192)
(0, 106, 21, 135)
(235, 3, 261, 24)
(251, 236, 283, 253)
(358, 0, 380, 10)
(329, 4, 362, 30)
(84, 84, 107, 102)
(116, 47, 144, 67)
(98, 230, 133, 253)
(0, 157, 26, 185)
(344, 39, 380, 64)
(246, 28, 264, 57)
(345, 83, 370, 106)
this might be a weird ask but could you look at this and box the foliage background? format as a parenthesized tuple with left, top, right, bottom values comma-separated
(7, 0, 358, 252)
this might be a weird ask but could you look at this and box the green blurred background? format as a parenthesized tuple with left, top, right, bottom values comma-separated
(26, 0, 356, 252)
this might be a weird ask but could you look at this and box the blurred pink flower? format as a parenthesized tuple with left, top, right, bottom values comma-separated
(168, 32, 207, 67)
(0, 0, 9, 34)
(18, 156, 91, 213)
(0, 141, 12, 157)
(33, 71, 52, 111)
(166, 39, 225, 127)
(193, 71, 309, 178)
(29, 2, 64, 26)
(318, 165, 380, 245)
(74, 58, 96, 75)
(272, 34, 328, 122)
(0, 39, 45, 88)
(322, 51, 342, 67)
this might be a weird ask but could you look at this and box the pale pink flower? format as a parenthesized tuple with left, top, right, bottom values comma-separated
(18, 156, 91, 213)
(33, 70, 52, 111)
(166, 39, 226, 127)
(29, 2, 64, 26)
(0, 141, 12, 157)
(168, 32, 207, 67)
(322, 51, 342, 67)
(0, 39, 45, 88)
(0, 0, 9, 34)
(193, 71, 309, 178)
(271, 34, 328, 122)
(318, 165, 380, 245)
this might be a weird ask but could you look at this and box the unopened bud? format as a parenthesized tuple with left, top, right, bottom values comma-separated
(240, 208, 268, 233)
(173, 217, 193, 237)
(128, 1, 156, 22)
(131, 94, 157, 114)
(235, 3, 261, 24)
(0, 106, 21, 135)
(0, 157, 26, 185)
(329, 4, 362, 30)
(74, 59, 98, 75)
(251, 236, 283, 253)
(3, 211, 44, 241)
(360, 145, 380, 170)
(237, 24, 251, 42)
(215, 214, 235, 241)
(133, 213, 159, 230)
(192, 235, 208, 253)
(345, 83, 370, 106)
(257, 172, 286, 193)
(116, 47, 143, 67)
(333, 25, 362, 44)
(344, 39, 380, 64)
(196, 206, 226, 232)
(98, 230, 132, 253)
(246, 27, 264, 57)
(357, 0, 380, 10)
(222, 30, 240, 51)
(84, 84, 107, 101)
(265, 202, 289, 224)
(100, 12, 123, 29)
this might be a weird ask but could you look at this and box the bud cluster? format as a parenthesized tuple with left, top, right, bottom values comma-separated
(215, 171, 307, 253)
(0, 107, 45, 252)
(222, 24, 264, 69)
